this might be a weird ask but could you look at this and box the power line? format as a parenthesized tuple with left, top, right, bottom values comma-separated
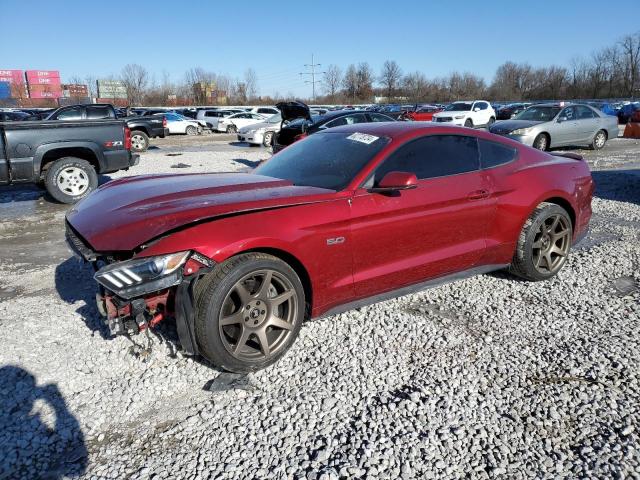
(299, 54, 325, 102)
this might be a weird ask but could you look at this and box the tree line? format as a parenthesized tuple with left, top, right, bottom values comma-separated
(67, 31, 639, 106)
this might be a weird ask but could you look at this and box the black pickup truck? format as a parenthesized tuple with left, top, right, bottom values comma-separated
(45, 104, 169, 152)
(0, 119, 138, 203)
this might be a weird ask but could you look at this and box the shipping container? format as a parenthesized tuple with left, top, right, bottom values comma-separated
(27, 76, 62, 85)
(58, 96, 91, 106)
(0, 70, 24, 82)
(28, 84, 62, 99)
(25, 70, 60, 80)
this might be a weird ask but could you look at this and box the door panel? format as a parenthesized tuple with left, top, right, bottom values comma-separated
(350, 172, 492, 298)
(0, 134, 7, 185)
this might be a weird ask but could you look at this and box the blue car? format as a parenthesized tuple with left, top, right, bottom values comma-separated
(617, 103, 640, 124)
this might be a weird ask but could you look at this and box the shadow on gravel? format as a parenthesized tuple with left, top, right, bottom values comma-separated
(0, 174, 114, 205)
(592, 169, 640, 205)
(54, 257, 111, 340)
(0, 365, 87, 479)
(232, 158, 262, 169)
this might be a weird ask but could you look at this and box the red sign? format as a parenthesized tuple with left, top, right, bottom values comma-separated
(25, 70, 60, 80)
(0, 70, 24, 83)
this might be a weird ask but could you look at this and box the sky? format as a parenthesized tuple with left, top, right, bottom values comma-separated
(1, 0, 639, 98)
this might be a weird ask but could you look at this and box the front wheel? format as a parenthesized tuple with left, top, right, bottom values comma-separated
(487, 117, 495, 126)
(510, 202, 572, 281)
(262, 131, 274, 147)
(186, 125, 197, 135)
(226, 125, 237, 134)
(464, 119, 473, 128)
(44, 157, 98, 204)
(194, 253, 305, 373)
(532, 133, 549, 151)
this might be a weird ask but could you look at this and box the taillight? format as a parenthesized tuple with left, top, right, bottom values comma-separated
(162, 116, 167, 128)
(294, 133, 307, 141)
(124, 126, 131, 150)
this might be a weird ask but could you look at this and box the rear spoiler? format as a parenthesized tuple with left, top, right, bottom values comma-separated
(551, 152, 584, 161)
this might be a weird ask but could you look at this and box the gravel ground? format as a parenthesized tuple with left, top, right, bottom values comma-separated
(0, 133, 639, 479)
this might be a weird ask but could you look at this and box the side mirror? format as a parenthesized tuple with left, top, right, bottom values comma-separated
(557, 116, 567, 123)
(368, 171, 418, 193)
(473, 107, 480, 112)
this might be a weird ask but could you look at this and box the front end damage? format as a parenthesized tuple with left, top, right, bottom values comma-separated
(66, 222, 213, 355)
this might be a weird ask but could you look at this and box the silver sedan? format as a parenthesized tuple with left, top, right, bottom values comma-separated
(489, 103, 619, 150)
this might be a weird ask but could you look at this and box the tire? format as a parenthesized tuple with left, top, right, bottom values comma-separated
(44, 157, 98, 204)
(509, 202, 573, 281)
(130, 130, 149, 152)
(194, 253, 305, 373)
(226, 125, 237, 134)
(488, 117, 495, 126)
(464, 119, 473, 128)
(532, 133, 549, 151)
(186, 125, 197, 136)
(590, 129, 607, 150)
(262, 131, 274, 147)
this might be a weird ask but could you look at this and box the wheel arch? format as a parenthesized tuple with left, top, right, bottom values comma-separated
(528, 195, 576, 233)
(37, 144, 102, 177)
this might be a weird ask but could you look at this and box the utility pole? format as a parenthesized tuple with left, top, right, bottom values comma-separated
(299, 54, 324, 102)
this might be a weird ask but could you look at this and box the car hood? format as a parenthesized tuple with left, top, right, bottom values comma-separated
(489, 119, 544, 133)
(433, 110, 469, 116)
(276, 101, 311, 121)
(66, 173, 335, 252)
(239, 120, 279, 134)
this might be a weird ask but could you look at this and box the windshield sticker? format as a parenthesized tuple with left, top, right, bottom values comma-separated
(347, 132, 379, 144)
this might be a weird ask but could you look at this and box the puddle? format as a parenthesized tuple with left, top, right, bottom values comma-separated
(171, 163, 191, 168)
(612, 276, 639, 297)
(0, 285, 24, 302)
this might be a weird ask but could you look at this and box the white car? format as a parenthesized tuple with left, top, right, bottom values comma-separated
(432, 100, 496, 128)
(156, 112, 202, 135)
(237, 114, 282, 147)
(248, 106, 280, 117)
(195, 109, 244, 131)
(216, 112, 267, 133)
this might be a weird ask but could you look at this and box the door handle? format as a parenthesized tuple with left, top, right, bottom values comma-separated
(467, 190, 489, 200)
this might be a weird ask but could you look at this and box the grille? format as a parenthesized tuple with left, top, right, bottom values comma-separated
(65, 222, 97, 261)
(436, 117, 452, 122)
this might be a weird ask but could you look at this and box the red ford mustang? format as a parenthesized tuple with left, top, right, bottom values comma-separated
(65, 123, 593, 372)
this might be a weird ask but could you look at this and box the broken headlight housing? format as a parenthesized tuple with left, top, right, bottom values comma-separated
(95, 251, 190, 299)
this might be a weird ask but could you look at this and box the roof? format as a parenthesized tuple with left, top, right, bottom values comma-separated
(321, 121, 473, 141)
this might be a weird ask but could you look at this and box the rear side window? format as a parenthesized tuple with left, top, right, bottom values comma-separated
(374, 135, 479, 183)
(56, 106, 83, 120)
(479, 139, 517, 169)
(87, 106, 113, 119)
(205, 111, 218, 117)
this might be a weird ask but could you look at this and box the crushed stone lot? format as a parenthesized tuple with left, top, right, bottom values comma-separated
(0, 133, 639, 479)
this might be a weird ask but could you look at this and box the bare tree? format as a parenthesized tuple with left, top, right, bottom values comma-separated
(379, 60, 402, 101)
(244, 68, 258, 101)
(355, 62, 374, 101)
(322, 64, 342, 100)
(342, 64, 358, 101)
(403, 71, 429, 102)
(120, 64, 149, 105)
(84, 75, 97, 99)
(620, 32, 640, 97)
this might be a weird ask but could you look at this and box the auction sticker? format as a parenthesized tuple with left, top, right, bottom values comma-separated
(347, 132, 379, 144)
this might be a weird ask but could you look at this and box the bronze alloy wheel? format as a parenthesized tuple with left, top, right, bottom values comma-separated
(218, 269, 298, 361)
(531, 213, 571, 274)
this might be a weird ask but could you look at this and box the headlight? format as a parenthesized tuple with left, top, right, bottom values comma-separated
(95, 251, 190, 299)
(454, 115, 465, 119)
(511, 127, 533, 135)
(254, 127, 266, 134)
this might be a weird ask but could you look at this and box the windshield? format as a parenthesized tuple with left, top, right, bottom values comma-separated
(254, 132, 390, 190)
(445, 102, 473, 111)
(514, 106, 560, 122)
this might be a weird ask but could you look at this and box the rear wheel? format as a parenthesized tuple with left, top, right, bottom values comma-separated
(510, 202, 572, 281)
(194, 253, 305, 373)
(44, 157, 98, 204)
(532, 133, 549, 151)
(186, 125, 197, 135)
(226, 125, 237, 134)
(130, 130, 149, 152)
(590, 129, 607, 150)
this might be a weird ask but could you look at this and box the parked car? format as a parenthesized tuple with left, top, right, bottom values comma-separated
(432, 100, 496, 128)
(1, 119, 137, 203)
(378, 104, 417, 120)
(489, 103, 619, 151)
(496, 103, 531, 120)
(65, 122, 593, 373)
(401, 105, 443, 122)
(195, 109, 242, 131)
(586, 101, 616, 116)
(248, 106, 280, 117)
(157, 112, 202, 135)
(617, 102, 640, 124)
(43, 104, 168, 152)
(0, 111, 30, 121)
(273, 101, 395, 153)
(215, 112, 267, 133)
(237, 114, 282, 147)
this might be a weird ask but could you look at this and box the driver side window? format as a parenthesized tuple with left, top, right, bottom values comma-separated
(373, 135, 480, 184)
